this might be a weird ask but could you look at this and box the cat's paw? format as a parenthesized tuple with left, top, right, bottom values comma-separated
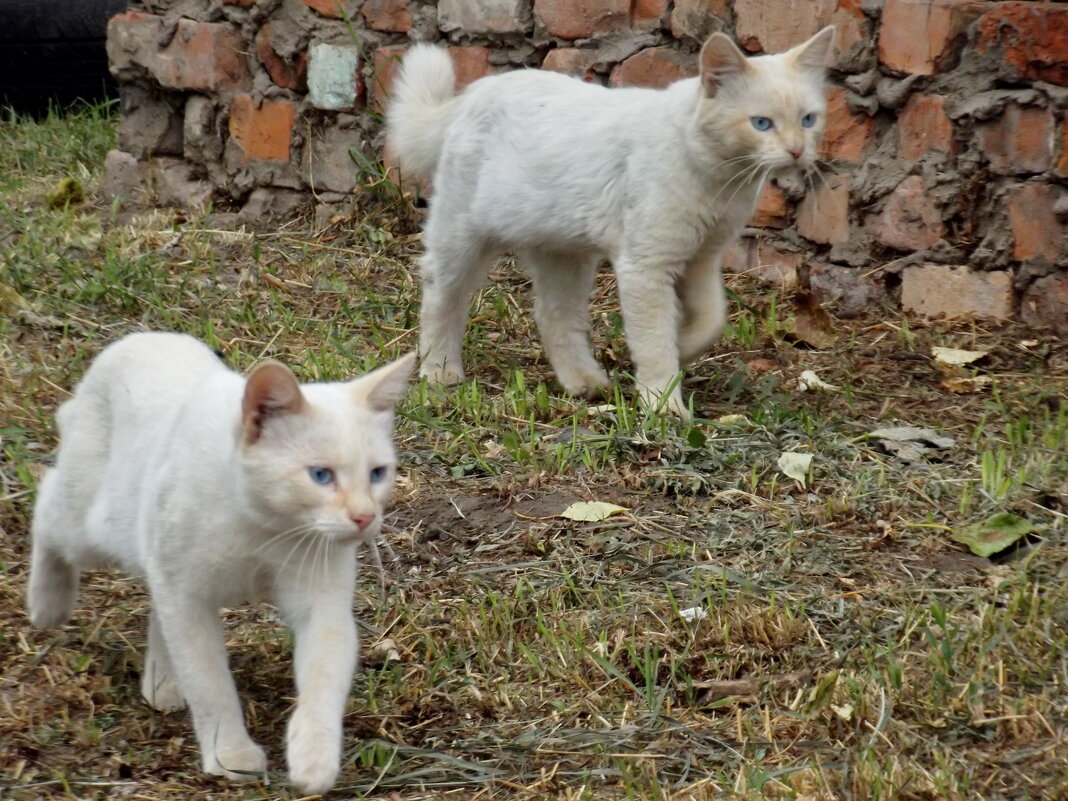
(141, 670, 186, 712)
(419, 362, 465, 386)
(206, 740, 267, 783)
(638, 385, 691, 421)
(558, 366, 612, 400)
(286, 713, 342, 795)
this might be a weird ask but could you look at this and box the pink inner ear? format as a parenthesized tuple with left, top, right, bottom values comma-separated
(700, 34, 748, 96)
(242, 361, 304, 442)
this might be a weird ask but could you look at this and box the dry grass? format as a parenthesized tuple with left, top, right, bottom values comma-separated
(1, 107, 1066, 801)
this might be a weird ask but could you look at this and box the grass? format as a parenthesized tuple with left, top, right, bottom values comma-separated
(1, 106, 1066, 801)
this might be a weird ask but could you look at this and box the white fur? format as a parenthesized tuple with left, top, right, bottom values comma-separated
(388, 29, 834, 417)
(27, 332, 414, 795)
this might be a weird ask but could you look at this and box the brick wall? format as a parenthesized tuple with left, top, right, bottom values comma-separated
(105, 0, 1068, 330)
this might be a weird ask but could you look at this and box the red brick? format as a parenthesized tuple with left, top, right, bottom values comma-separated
(255, 24, 307, 92)
(820, 88, 874, 163)
(228, 94, 296, 163)
(1006, 183, 1063, 262)
(362, 0, 412, 32)
(1056, 114, 1068, 178)
(670, 0, 730, 41)
(750, 184, 790, 229)
(108, 14, 251, 92)
(898, 93, 955, 161)
(632, 0, 669, 29)
(978, 105, 1055, 175)
(302, 0, 352, 18)
(534, 0, 630, 39)
(901, 265, 1013, 320)
(736, 0, 834, 53)
(447, 46, 495, 89)
(976, 2, 1068, 86)
(797, 173, 851, 244)
(609, 47, 696, 88)
(878, 0, 990, 75)
(869, 175, 944, 251)
(369, 45, 407, 114)
(754, 241, 801, 287)
(1020, 273, 1068, 334)
(542, 48, 597, 80)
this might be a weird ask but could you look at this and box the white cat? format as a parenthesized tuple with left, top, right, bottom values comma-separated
(389, 28, 834, 417)
(27, 332, 414, 794)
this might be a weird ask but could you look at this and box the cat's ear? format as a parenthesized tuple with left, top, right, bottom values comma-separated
(242, 361, 305, 443)
(352, 352, 416, 413)
(699, 32, 749, 97)
(790, 26, 836, 71)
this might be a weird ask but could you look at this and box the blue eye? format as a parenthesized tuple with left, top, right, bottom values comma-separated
(308, 466, 335, 485)
(369, 466, 388, 484)
(801, 113, 817, 128)
(751, 116, 773, 131)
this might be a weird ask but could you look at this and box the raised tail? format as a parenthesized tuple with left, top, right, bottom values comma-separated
(386, 45, 458, 179)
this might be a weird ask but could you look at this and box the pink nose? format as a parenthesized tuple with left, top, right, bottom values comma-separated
(789, 144, 805, 159)
(350, 514, 375, 531)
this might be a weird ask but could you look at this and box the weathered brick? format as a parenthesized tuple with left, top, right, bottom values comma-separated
(797, 174, 851, 244)
(632, 0, 669, 30)
(103, 149, 144, 204)
(439, 0, 527, 35)
(735, 0, 834, 53)
(308, 43, 361, 110)
(301, 0, 354, 19)
(228, 94, 296, 163)
(978, 104, 1055, 175)
(150, 158, 214, 210)
(609, 47, 696, 88)
(117, 86, 183, 159)
(898, 93, 955, 161)
(901, 264, 1013, 320)
(869, 175, 944, 251)
(976, 2, 1068, 86)
(255, 24, 308, 92)
(1005, 183, 1063, 262)
(832, 0, 871, 67)
(1020, 272, 1068, 334)
(369, 45, 407, 114)
(448, 46, 495, 89)
(754, 241, 801, 287)
(750, 184, 790, 229)
(542, 48, 597, 80)
(878, 0, 989, 75)
(362, 0, 412, 32)
(107, 13, 250, 92)
(534, 0, 630, 39)
(820, 88, 874, 163)
(670, 0, 729, 41)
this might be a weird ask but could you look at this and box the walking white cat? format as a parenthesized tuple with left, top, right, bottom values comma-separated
(389, 28, 834, 417)
(27, 332, 414, 794)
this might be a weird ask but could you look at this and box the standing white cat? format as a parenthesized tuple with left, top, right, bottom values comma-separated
(27, 332, 414, 794)
(389, 28, 835, 417)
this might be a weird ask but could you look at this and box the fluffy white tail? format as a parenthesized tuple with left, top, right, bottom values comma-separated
(386, 45, 458, 179)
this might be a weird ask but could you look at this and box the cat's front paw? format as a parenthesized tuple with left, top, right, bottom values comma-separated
(557, 366, 612, 400)
(206, 739, 267, 783)
(287, 713, 342, 795)
(638, 384, 691, 421)
(420, 362, 465, 386)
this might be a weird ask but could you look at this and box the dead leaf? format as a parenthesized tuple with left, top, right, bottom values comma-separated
(747, 358, 779, 374)
(795, 370, 839, 392)
(788, 291, 837, 349)
(560, 501, 627, 522)
(941, 375, 992, 393)
(932, 346, 988, 366)
(778, 452, 813, 487)
(869, 426, 955, 463)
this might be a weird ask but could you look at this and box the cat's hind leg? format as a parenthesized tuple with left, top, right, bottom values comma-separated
(418, 230, 497, 386)
(27, 470, 81, 629)
(141, 607, 186, 711)
(523, 249, 610, 396)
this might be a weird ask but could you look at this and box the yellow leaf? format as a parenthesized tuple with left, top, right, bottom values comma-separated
(560, 501, 627, 522)
(777, 452, 813, 487)
(931, 346, 988, 366)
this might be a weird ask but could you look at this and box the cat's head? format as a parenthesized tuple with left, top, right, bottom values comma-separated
(236, 353, 415, 546)
(694, 27, 835, 176)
